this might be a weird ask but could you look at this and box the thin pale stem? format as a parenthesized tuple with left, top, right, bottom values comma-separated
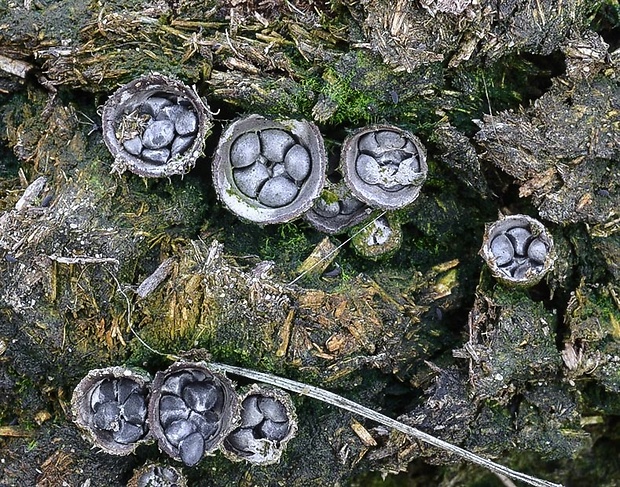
(288, 210, 386, 286)
(211, 362, 563, 487)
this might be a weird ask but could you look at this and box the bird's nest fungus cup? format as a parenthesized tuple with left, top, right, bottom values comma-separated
(341, 125, 428, 209)
(212, 114, 327, 224)
(480, 214, 556, 287)
(101, 73, 212, 178)
(71, 366, 151, 455)
(351, 215, 403, 260)
(222, 385, 298, 465)
(148, 361, 240, 467)
(127, 463, 187, 487)
(305, 180, 372, 235)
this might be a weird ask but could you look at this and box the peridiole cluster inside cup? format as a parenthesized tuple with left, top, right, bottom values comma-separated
(212, 114, 327, 224)
(222, 385, 298, 465)
(341, 125, 428, 210)
(480, 214, 555, 286)
(127, 463, 187, 487)
(71, 367, 151, 455)
(101, 73, 212, 178)
(148, 362, 239, 467)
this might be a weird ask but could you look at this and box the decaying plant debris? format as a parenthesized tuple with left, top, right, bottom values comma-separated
(1, 0, 620, 486)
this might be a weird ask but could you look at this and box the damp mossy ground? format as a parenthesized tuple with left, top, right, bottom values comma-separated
(1, 0, 620, 486)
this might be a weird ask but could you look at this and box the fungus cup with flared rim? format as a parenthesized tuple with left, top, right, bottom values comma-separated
(341, 124, 428, 210)
(148, 361, 240, 467)
(71, 366, 151, 455)
(212, 114, 327, 224)
(101, 73, 212, 178)
(480, 214, 555, 287)
(222, 384, 298, 465)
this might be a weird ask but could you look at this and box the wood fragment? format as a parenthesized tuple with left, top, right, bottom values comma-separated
(15, 177, 47, 211)
(276, 309, 295, 357)
(351, 419, 378, 447)
(136, 257, 175, 298)
(0, 54, 34, 78)
(295, 237, 340, 280)
(0, 426, 32, 437)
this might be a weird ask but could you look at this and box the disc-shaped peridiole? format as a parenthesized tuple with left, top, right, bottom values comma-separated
(101, 73, 212, 177)
(480, 214, 555, 286)
(212, 115, 327, 224)
(305, 180, 372, 234)
(148, 362, 239, 467)
(71, 366, 151, 455)
(341, 125, 427, 209)
(222, 385, 298, 465)
(127, 463, 187, 487)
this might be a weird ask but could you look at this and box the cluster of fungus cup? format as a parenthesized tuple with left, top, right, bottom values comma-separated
(101, 73, 212, 178)
(341, 125, 428, 210)
(148, 362, 239, 467)
(212, 114, 327, 224)
(71, 367, 151, 455)
(304, 180, 372, 234)
(222, 385, 298, 465)
(127, 463, 187, 487)
(480, 214, 555, 286)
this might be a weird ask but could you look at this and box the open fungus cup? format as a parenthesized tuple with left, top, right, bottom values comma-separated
(341, 124, 428, 210)
(71, 366, 151, 455)
(222, 384, 298, 465)
(148, 361, 240, 467)
(350, 214, 403, 260)
(212, 114, 327, 224)
(480, 214, 556, 287)
(101, 73, 212, 178)
(127, 463, 187, 487)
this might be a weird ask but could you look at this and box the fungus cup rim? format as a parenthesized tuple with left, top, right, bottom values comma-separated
(212, 114, 327, 224)
(479, 213, 556, 287)
(101, 73, 212, 178)
(221, 383, 298, 465)
(341, 124, 428, 210)
(71, 366, 152, 456)
(304, 181, 373, 234)
(148, 361, 240, 464)
(127, 462, 187, 487)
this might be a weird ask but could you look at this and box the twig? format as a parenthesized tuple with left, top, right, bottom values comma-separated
(0, 54, 33, 78)
(496, 472, 519, 487)
(136, 257, 175, 298)
(48, 255, 120, 266)
(210, 363, 564, 487)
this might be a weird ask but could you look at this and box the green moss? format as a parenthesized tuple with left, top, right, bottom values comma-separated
(259, 222, 315, 263)
(262, 50, 441, 131)
(590, 0, 620, 39)
(445, 52, 566, 135)
(582, 381, 620, 415)
(576, 286, 620, 336)
(216, 217, 321, 272)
